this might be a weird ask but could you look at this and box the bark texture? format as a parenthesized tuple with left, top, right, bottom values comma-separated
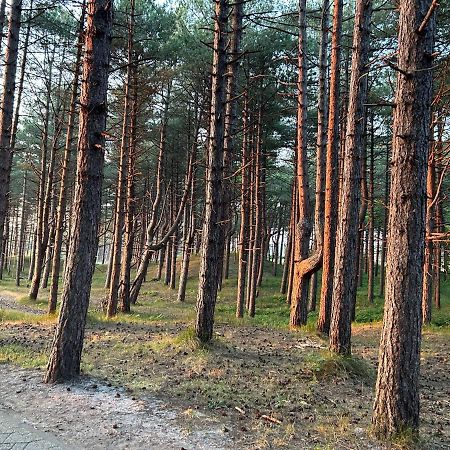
(0, 0, 22, 265)
(45, 0, 113, 383)
(372, 0, 435, 437)
(317, 0, 343, 334)
(195, 0, 228, 342)
(329, 0, 371, 355)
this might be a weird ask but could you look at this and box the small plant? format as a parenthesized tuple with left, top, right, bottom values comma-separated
(305, 350, 375, 384)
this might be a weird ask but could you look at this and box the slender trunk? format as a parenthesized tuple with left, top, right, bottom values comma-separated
(422, 141, 435, 324)
(15, 172, 27, 286)
(317, 0, 343, 334)
(367, 113, 375, 303)
(379, 146, 389, 297)
(45, 0, 113, 383)
(119, 61, 138, 313)
(329, 0, 372, 354)
(195, 0, 229, 342)
(29, 49, 55, 299)
(48, 0, 86, 314)
(0, 0, 22, 266)
(290, 0, 312, 327)
(236, 90, 250, 317)
(248, 110, 262, 317)
(106, 0, 135, 317)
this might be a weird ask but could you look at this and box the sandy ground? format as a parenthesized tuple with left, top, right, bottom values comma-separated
(0, 364, 234, 450)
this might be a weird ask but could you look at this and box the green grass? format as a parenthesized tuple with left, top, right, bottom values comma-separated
(0, 343, 47, 369)
(305, 350, 376, 383)
(0, 308, 54, 324)
(1, 256, 449, 333)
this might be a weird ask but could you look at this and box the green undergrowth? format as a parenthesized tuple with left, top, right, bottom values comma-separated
(305, 350, 376, 384)
(0, 343, 47, 369)
(0, 308, 54, 324)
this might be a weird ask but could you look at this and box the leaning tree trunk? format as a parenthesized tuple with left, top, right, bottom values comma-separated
(328, 0, 372, 355)
(372, 0, 436, 437)
(317, 0, 343, 334)
(0, 0, 22, 266)
(44, 0, 113, 383)
(195, 0, 229, 342)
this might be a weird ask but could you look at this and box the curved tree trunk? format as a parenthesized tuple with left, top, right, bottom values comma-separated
(289, 0, 312, 327)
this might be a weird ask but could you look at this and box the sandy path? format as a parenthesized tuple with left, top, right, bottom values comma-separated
(0, 365, 234, 450)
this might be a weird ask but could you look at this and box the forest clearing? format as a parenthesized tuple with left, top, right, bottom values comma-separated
(0, 0, 449, 448)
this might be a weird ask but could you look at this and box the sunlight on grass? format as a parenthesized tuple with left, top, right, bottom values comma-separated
(0, 344, 47, 369)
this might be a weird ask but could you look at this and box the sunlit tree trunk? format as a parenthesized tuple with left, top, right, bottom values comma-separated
(317, 0, 343, 334)
(329, 0, 372, 354)
(290, 0, 312, 327)
(372, 0, 435, 436)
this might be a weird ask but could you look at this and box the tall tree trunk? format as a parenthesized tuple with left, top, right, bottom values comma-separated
(119, 61, 138, 313)
(372, 0, 435, 436)
(317, 0, 343, 334)
(290, 0, 312, 327)
(15, 171, 27, 286)
(367, 112, 375, 303)
(44, 0, 113, 383)
(329, 0, 372, 355)
(29, 48, 55, 299)
(106, 0, 135, 317)
(236, 89, 250, 317)
(195, 0, 229, 342)
(308, 0, 330, 315)
(422, 138, 435, 324)
(48, 0, 86, 314)
(218, 0, 244, 287)
(379, 145, 389, 297)
(247, 110, 262, 317)
(29, 77, 64, 300)
(0, 0, 22, 267)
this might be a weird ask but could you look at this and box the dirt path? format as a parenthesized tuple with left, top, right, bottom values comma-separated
(0, 364, 233, 450)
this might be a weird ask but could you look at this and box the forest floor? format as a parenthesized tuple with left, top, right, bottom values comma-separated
(0, 259, 449, 449)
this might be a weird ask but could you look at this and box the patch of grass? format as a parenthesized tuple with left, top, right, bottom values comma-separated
(0, 308, 54, 324)
(370, 425, 424, 450)
(0, 343, 47, 369)
(18, 295, 48, 310)
(305, 350, 375, 383)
